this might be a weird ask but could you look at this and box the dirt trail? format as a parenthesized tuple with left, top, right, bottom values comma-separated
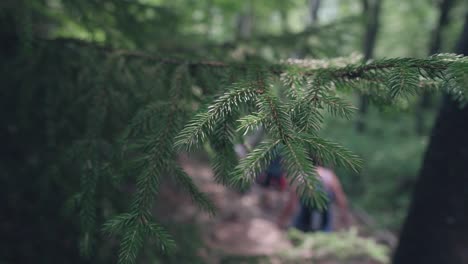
(156, 155, 395, 262)
(176, 155, 293, 256)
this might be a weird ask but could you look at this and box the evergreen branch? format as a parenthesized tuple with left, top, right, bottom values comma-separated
(319, 57, 451, 80)
(387, 66, 419, 98)
(118, 105, 183, 263)
(208, 84, 259, 119)
(172, 165, 217, 215)
(144, 222, 177, 252)
(322, 95, 357, 119)
(237, 113, 266, 135)
(301, 135, 363, 173)
(444, 60, 468, 103)
(230, 139, 281, 190)
(170, 63, 192, 99)
(258, 91, 293, 142)
(209, 115, 239, 184)
(131, 105, 183, 215)
(290, 100, 323, 134)
(131, 160, 162, 215)
(115, 54, 463, 83)
(105, 215, 176, 264)
(123, 102, 171, 139)
(102, 213, 135, 236)
(174, 111, 211, 151)
(212, 146, 239, 184)
(118, 224, 144, 264)
(256, 90, 327, 206)
(281, 72, 307, 99)
(280, 139, 328, 209)
(48, 37, 468, 87)
(175, 84, 259, 151)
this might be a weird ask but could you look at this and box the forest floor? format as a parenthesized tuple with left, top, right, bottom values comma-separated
(156, 154, 395, 264)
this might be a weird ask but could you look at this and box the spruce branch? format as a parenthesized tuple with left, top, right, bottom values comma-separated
(123, 102, 172, 139)
(175, 83, 260, 151)
(257, 91, 293, 142)
(289, 101, 323, 134)
(237, 113, 267, 135)
(112, 103, 184, 263)
(144, 222, 176, 252)
(444, 60, 468, 104)
(210, 115, 239, 184)
(118, 226, 144, 264)
(387, 66, 419, 98)
(321, 95, 357, 119)
(301, 135, 363, 173)
(48, 38, 468, 100)
(102, 213, 135, 236)
(230, 139, 281, 190)
(116, 220, 175, 264)
(171, 165, 217, 215)
(281, 139, 328, 209)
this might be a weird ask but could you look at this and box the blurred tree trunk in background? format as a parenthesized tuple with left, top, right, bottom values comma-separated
(309, 0, 321, 25)
(356, 0, 382, 132)
(235, 1, 254, 40)
(415, 0, 454, 135)
(291, 0, 321, 59)
(393, 13, 468, 264)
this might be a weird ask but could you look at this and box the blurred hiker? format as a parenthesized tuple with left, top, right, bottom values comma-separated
(255, 156, 289, 209)
(276, 165, 351, 232)
(256, 156, 288, 192)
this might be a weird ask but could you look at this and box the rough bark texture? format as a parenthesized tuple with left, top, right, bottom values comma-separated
(393, 13, 468, 264)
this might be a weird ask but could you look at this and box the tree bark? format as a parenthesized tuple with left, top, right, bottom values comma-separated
(356, 0, 382, 132)
(415, 0, 454, 135)
(393, 13, 468, 264)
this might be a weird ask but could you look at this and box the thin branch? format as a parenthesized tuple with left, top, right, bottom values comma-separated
(46, 37, 463, 81)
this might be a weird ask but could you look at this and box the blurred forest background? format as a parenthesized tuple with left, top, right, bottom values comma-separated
(1, 0, 468, 263)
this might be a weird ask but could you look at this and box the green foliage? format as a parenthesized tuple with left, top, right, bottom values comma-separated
(231, 139, 281, 189)
(3, 1, 468, 263)
(218, 228, 390, 263)
(6, 34, 468, 262)
(301, 135, 362, 173)
(176, 55, 468, 212)
(285, 228, 389, 263)
(444, 55, 468, 104)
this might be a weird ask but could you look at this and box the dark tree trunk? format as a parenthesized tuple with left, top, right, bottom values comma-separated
(393, 13, 468, 264)
(415, 0, 454, 135)
(356, 0, 382, 132)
